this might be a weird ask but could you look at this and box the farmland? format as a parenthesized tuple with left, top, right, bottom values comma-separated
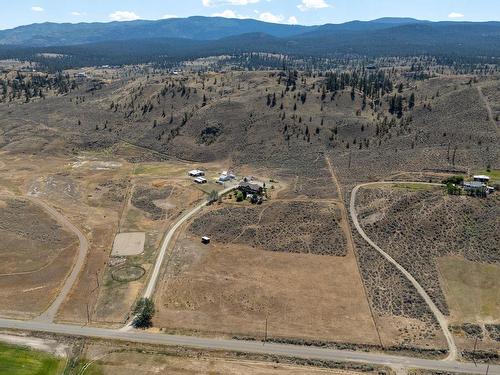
(0, 342, 64, 375)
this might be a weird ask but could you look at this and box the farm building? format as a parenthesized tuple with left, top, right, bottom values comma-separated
(238, 181, 263, 195)
(463, 181, 495, 196)
(194, 177, 207, 184)
(189, 169, 205, 177)
(473, 175, 490, 183)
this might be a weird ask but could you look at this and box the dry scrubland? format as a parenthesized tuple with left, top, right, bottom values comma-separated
(355, 185, 500, 353)
(0, 66, 497, 355)
(190, 201, 346, 256)
(0, 196, 78, 318)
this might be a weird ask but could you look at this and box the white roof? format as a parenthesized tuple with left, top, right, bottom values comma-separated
(202, 236, 210, 240)
(473, 175, 490, 180)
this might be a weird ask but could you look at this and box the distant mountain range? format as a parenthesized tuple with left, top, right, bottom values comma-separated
(0, 17, 315, 46)
(0, 17, 499, 69)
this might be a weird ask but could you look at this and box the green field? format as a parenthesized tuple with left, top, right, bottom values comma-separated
(0, 342, 64, 375)
(438, 256, 500, 323)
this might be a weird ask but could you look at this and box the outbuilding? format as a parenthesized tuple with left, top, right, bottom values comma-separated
(194, 177, 207, 184)
(189, 170, 205, 177)
(201, 236, 211, 244)
(473, 175, 490, 183)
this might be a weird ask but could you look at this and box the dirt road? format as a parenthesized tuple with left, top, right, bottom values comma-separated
(122, 184, 237, 330)
(349, 182, 457, 361)
(477, 86, 499, 136)
(29, 197, 89, 323)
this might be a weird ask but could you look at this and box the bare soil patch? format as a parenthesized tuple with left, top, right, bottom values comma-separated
(111, 232, 145, 256)
(156, 233, 378, 345)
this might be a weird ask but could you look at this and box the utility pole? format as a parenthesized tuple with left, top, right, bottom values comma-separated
(473, 336, 478, 366)
(264, 316, 268, 345)
(86, 303, 90, 324)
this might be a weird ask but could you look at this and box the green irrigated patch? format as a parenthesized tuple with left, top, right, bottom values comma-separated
(0, 342, 64, 375)
(438, 256, 500, 323)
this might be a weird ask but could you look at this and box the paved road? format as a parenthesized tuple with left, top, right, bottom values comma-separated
(31, 198, 89, 323)
(349, 182, 457, 361)
(0, 318, 497, 375)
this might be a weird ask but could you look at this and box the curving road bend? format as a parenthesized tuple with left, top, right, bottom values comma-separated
(30, 197, 89, 323)
(122, 184, 237, 330)
(349, 182, 457, 361)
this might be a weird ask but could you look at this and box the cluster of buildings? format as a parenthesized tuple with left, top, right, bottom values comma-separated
(188, 169, 237, 185)
(188, 169, 207, 184)
(463, 175, 495, 196)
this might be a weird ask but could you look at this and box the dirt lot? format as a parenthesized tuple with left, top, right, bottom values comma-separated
(155, 226, 379, 345)
(0, 196, 78, 319)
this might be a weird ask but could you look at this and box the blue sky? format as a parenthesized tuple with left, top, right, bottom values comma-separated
(1, 0, 498, 30)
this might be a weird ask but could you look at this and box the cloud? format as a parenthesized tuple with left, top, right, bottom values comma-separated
(288, 16, 298, 24)
(203, 0, 259, 7)
(448, 12, 464, 19)
(258, 12, 284, 23)
(212, 9, 247, 18)
(31, 6, 44, 12)
(161, 14, 178, 19)
(109, 11, 141, 21)
(297, 0, 330, 11)
(71, 11, 84, 16)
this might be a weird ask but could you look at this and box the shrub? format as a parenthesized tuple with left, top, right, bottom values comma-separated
(236, 191, 244, 202)
(132, 297, 155, 329)
(442, 175, 464, 185)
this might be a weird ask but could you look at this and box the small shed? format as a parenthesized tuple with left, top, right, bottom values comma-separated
(201, 236, 211, 244)
(194, 177, 207, 184)
(473, 175, 490, 183)
(189, 169, 205, 177)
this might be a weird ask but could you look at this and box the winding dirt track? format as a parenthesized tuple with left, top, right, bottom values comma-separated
(349, 182, 457, 361)
(27, 197, 89, 323)
(477, 86, 499, 136)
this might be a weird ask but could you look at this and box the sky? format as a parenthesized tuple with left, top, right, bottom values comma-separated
(0, 0, 499, 30)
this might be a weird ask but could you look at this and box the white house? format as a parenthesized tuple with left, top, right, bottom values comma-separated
(473, 175, 490, 184)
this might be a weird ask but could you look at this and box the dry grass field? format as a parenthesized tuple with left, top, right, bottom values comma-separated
(0, 196, 78, 319)
(155, 229, 379, 345)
